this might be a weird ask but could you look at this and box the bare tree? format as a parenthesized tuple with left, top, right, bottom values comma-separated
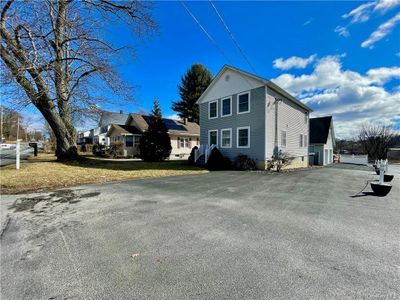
(358, 122, 397, 160)
(0, 0, 155, 160)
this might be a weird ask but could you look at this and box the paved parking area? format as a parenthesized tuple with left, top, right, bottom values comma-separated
(1, 166, 399, 299)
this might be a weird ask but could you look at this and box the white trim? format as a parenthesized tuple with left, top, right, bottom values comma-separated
(208, 100, 218, 119)
(237, 91, 250, 114)
(221, 96, 232, 117)
(208, 129, 218, 146)
(237, 126, 250, 148)
(281, 130, 287, 148)
(220, 128, 232, 148)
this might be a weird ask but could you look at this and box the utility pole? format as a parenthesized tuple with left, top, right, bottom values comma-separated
(16, 117, 20, 170)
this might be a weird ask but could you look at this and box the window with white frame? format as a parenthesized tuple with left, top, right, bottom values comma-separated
(237, 127, 250, 148)
(281, 130, 287, 147)
(209, 101, 218, 119)
(209, 130, 218, 146)
(304, 135, 308, 147)
(299, 134, 303, 147)
(221, 97, 232, 117)
(237, 92, 250, 114)
(180, 138, 189, 148)
(221, 128, 232, 148)
(304, 112, 308, 124)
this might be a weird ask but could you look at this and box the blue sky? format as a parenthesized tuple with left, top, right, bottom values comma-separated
(14, 1, 400, 138)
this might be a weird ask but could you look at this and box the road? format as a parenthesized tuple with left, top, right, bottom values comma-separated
(0, 144, 32, 167)
(1, 166, 399, 299)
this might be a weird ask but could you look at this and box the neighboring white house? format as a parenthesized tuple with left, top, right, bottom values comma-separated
(91, 110, 128, 146)
(196, 65, 313, 169)
(309, 116, 335, 165)
(106, 114, 200, 159)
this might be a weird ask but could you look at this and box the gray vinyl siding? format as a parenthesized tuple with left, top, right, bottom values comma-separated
(199, 86, 266, 164)
(265, 87, 309, 164)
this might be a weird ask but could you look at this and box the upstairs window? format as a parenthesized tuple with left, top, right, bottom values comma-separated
(209, 101, 218, 119)
(304, 135, 308, 147)
(221, 97, 232, 117)
(281, 130, 287, 147)
(299, 134, 303, 147)
(305, 112, 308, 124)
(237, 92, 250, 114)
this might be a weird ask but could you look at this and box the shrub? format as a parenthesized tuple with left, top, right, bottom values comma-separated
(206, 147, 231, 171)
(188, 146, 198, 164)
(92, 144, 107, 157)
(107, 141, 124, 158)
(267, 150, 295, 172)
(234, 155, 257, 170)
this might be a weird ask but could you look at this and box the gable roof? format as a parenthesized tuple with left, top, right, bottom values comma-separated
(106, 124, 142, 137)
(99, 111, 128, 127)
(126, 114, 200, 136)
(310, 116, 333, 144)
(196, 65, 312, 112)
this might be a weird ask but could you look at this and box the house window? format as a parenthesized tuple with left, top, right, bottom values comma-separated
(304, 135, 308, 147)
(126, 136, 133, 147)
(221, 97, 232, 117)
(309, 145, 315, 153)
(237, 126, 250, 148)
(281, 130, 287, 147)
(304, 112, 308, 124)
(209, 101, 218, 119)
(237, 92, 250, 114)
(221, 128, 232, 148)
(134, 136, 141, 146)
(180, 138, 189, 148)
(209, 130, 218, 146)
(299, 134, 303, 147)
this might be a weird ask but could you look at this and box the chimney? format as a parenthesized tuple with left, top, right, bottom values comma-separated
(184, 117, 188, 125)
(120, 110, 123, 114)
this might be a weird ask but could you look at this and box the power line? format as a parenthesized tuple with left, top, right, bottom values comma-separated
(208, 0, 257, 74)
(178, 0, 232, 64)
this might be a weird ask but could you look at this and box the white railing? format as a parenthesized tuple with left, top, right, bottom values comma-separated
(340, 154, 368, 165)
(194, 144, 216, 164)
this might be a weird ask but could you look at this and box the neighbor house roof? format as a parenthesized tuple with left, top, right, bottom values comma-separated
(106, 124, 142, 137)
(196, 65, 312, 112)
(99, 111, 128, 127)
(126, 114, 200, 136)
(310, 116, 333, 144)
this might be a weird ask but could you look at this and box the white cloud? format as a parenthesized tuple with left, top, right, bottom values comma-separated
(374, 0, 400, 13)
(165, 113, 181, 121)
(361, 12, 400, 48)
(303, 18, 313, 26)
(273, 54, 316, 70)
(334, 26, 350, 37)
(342, 1, 377, 23)
(272, 55, 400, 138)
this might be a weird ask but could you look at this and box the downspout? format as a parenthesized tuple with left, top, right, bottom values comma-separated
(274, 98, 282, 155)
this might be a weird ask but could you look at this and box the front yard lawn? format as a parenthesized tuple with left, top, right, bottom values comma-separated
(1, 153, 207, 194)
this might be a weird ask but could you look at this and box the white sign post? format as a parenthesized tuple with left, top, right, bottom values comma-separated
(16, 139, 20, 170)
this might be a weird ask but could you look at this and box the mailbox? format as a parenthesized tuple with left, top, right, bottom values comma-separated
(29, 142, 38, 156)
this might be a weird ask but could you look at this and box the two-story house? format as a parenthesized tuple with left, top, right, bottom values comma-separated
(196, 65, 313, 169)
(91, 110, 128, 146)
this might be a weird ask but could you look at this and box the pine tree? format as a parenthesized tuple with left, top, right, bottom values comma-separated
(139, 100, 172, 161)
(172, 64, 212, 124)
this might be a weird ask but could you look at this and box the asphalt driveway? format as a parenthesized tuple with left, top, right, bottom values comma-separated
(1, 166, 399, 299)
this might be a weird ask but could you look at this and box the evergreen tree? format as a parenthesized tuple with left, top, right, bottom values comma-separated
(139, 100, 172, 161)
(172, 64, 212, 124)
